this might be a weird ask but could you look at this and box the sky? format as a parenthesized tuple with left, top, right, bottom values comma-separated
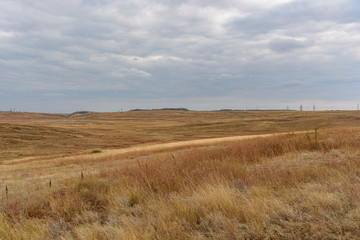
(1, 0, 360, 113)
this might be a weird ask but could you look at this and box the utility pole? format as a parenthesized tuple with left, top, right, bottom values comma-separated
(313, 105, 315, 111)
(300, 105, 303, 111)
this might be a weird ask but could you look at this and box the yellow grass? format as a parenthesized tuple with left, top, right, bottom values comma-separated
(2, 110, 360, 160)
(2, 111, 360, 239)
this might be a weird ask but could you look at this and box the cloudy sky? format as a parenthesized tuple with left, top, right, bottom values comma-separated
(1, 0, 360, 112)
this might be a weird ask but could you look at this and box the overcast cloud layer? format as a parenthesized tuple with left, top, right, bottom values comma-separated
(1, 0, 360, 112)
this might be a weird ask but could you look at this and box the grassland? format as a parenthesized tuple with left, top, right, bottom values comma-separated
(2, 110, 360, 239)
(2, 110, 360, 160)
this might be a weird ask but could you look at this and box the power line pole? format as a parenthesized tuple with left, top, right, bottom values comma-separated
(300, 105, 303, 111)
(313, 105, 315, 111)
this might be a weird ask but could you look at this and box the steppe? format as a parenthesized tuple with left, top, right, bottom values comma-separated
(2, 110, 360, 239)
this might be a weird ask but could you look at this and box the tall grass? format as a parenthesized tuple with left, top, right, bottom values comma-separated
(2, 128, 360, 239)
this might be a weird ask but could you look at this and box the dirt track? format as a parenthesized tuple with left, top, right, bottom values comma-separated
(4, 132, 300, 182)
(6, 132, 298, 166)
(1, 132, 301, 196)
(103, 132, 288, 155)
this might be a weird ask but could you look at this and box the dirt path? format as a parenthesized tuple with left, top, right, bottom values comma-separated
(102, 132, 288, 155)
(1, 131, 302, 197)
(5, 132, 297, 166)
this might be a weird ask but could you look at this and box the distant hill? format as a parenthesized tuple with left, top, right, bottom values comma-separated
(130, 108, 189, 111)
(70, 111, 94, 115)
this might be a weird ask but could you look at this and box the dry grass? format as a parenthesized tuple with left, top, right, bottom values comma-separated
(2, 110, 360, 160)
(2, 126, 360, 239)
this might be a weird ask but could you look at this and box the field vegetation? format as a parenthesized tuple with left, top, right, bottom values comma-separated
(2, 111, 360, 239)
(2, 110, 360, 160)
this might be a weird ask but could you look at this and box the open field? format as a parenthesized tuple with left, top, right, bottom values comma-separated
(2, 110, 360, 239)
(2, 110, 360, 160)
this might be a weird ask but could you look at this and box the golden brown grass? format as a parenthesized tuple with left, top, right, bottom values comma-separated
(2, 110, 360, 160)
(2, 127, 360, 239)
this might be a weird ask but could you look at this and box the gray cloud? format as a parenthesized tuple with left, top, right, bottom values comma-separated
(0, 0, 360, 112)
(268, 37, 313, 52)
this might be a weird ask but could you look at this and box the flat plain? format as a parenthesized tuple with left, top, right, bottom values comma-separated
(2, 110, 360, 239)
(2, 110, 360, 160)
